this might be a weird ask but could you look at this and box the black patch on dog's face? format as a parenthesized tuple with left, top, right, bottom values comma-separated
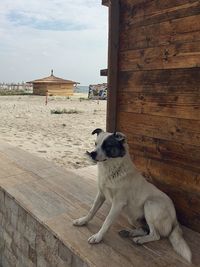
(102, 134, 126, 158)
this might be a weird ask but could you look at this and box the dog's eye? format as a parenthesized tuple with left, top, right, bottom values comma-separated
(95, 142, 97, 146)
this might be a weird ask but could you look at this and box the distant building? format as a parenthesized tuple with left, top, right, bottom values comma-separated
(27, 70, 79, 96)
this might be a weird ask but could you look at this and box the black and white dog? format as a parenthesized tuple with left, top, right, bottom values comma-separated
(73, 129, 192, 263)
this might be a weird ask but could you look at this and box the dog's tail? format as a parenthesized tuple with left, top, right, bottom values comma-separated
(169, 223, 192, 263)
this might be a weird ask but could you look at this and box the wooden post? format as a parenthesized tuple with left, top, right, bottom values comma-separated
(45, 90, 48, 105)
(104, 0, 120, 132)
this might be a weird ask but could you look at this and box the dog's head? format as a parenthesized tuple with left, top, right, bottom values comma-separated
(87, 128, 127, 162)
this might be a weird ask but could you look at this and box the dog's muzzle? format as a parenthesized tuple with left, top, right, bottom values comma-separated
(86, 151, 97, 161)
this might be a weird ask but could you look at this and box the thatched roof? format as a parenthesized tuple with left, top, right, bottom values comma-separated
(27, 70, 79, 84)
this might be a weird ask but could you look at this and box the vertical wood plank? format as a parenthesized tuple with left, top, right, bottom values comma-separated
(106, 0, 120, 132)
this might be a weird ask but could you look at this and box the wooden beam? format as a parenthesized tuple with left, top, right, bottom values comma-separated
(100, 69, 108, 76)
(106, 0, 119, 132)
(102, 0, 110, 7)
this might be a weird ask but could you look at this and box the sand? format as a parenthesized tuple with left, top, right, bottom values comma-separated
(0, 94, 106, 169)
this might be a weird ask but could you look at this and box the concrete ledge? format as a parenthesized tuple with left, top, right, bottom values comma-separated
(0, 141, 199, 267)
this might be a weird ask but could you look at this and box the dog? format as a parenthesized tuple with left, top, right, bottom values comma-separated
(73, 128, 192, 263)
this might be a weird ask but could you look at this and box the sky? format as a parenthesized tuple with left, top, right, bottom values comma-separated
(0, 0, 108, 85)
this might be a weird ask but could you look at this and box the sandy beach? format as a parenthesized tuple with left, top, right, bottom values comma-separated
(0, 94, 106, 169)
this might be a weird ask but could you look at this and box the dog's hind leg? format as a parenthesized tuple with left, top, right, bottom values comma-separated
(132, 199, 163, 245)
(119, 217, 150, 238)
(119, 225, 149, 238)
(132, 223, 160, 245)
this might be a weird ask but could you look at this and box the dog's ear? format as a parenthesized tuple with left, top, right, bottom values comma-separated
(92, 128, 104, 136)
(113, 132, 126, 142)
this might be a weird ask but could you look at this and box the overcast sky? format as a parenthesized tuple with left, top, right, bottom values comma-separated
(0, 0, 108, 85)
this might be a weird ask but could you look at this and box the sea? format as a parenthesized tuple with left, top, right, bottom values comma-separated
(75, 86, 89, 93)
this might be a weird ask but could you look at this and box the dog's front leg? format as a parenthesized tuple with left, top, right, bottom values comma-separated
(73, 191, 105, 226)
(88, 200, 125, 244)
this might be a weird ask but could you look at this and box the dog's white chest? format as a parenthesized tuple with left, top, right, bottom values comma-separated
(98, 174, 116, 202)
(97, 161, 128, 202)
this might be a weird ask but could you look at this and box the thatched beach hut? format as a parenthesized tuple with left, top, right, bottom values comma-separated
(27, 70, 79, 96)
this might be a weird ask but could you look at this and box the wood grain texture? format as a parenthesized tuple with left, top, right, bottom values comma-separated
(119, 41, 200, 71)
(120, 14, 200, 51)
(117, 112, 200, 147)
(125, 134, 200, 172)
(130, 152, 200, 191)
(118, 91, 200, 120)
(118, 68, 200, 93)
(120, 0, 200, 28)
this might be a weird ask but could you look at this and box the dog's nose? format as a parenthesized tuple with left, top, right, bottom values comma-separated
(90, 151, 97, 160)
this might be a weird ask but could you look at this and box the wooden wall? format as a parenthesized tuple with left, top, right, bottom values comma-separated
(108, 0, 200, 232)
(33, 83, 74, 96)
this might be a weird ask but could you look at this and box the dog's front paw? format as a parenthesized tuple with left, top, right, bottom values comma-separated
(88, 233, 102, 244)
(73, 217, 88, 226)
(132, 237, 143, 246)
